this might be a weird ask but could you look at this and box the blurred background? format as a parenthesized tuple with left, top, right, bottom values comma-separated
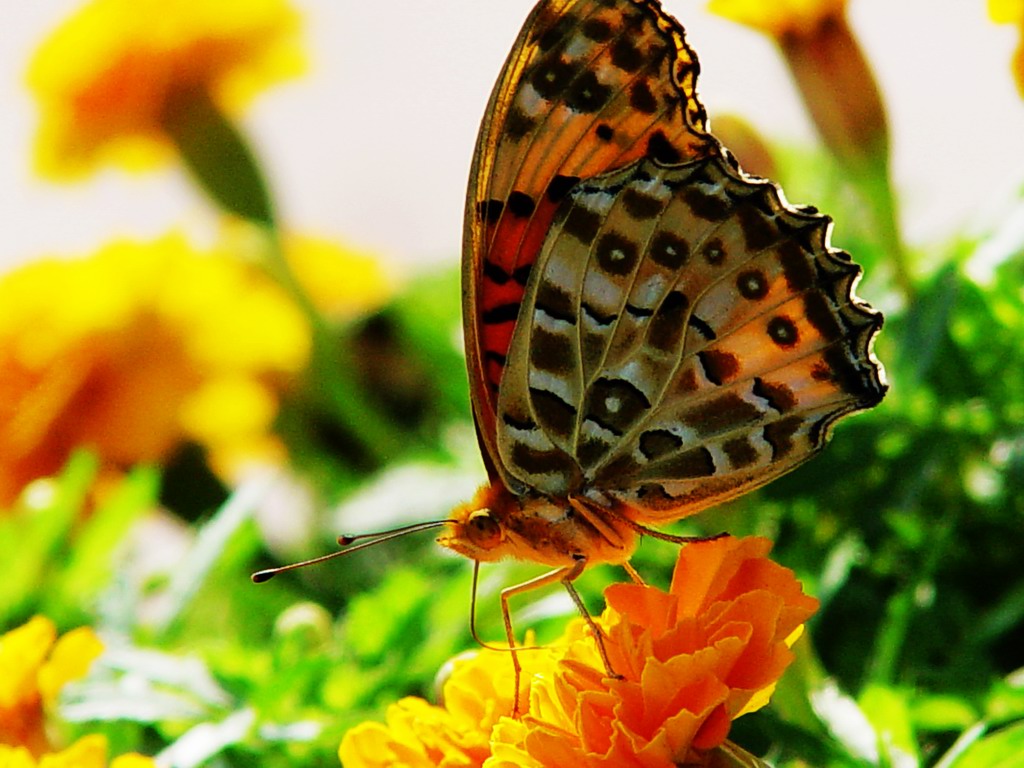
(3, 1, 1024, 269)
(2, 1, 1023, 767)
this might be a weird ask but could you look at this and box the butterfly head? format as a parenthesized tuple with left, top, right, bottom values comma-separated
(437, 483, 515, 563)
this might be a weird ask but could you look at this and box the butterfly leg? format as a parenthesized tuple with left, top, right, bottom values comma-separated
(499, 564, 573, 716)
(559, 558, 620, 683)
(622, 560, 646, 585)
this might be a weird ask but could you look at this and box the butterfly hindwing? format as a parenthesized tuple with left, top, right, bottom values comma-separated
(463, 0, 714, 481)
(496, 154, 885, 514)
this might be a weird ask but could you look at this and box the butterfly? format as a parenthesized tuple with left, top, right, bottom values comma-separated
(255, 0, 885, 704)
(435, 0, 885, 663)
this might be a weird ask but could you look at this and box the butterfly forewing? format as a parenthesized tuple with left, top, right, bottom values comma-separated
(496, 154, 885, 515)
(464, 0, 714, 480)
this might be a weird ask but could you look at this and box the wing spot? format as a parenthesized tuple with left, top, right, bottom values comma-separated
(698, 350, 740, 385)
(581, 17, 614, 41)
(629, 80, 658, 114)
(702, 237, 726, 265)
(647, 290, 689, 352)
(535, 281, 576, 324)
(547, 174, 580, 202)
(649, 231, 689, 269)
(505, 106, 537, 140)
(685, 188, 731, 221)
(530, 387, 577, 439)
(511, 443, 577, 477)
(530, 327, 574, 374)
(530, 55, 576, 99)
(690, 315, 717, 341)
(804, 292, 843, 341)
(659, 447, 716, 478)
(737, 195, 779, 250)
(535, 14, 575, 51)
(767, 316, 799, 348)
(764, 416, 803, 460)
(737, 269, 769, 300)
(610, 37, 645, 72)
(724, 436, 758, 468)
(584, 377, 650, 434)
(752, 377, 797, 413)
(647, 131, 682, 164)
(777, 240, 815, 291)
(596, 123, 614, 141)
(477, 199, 503, 223)
(482, 303, 521, 325)
(622, 188, 662, 220)
(507, 191, 537, 217)
(595, 232, 639, 276)
(502, 410, 536, 431)
(566, 69, 613, 113)
(563, 205, 602, 245)
(685, 392, 761, 438)
(639, 429, 683, 460)
(582, 301, 616, 326)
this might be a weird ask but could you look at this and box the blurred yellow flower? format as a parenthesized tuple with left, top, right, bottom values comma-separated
(222, 224, 395, 322)
(0, 234, 310, 506)
(284, 235, 394, 322)
(0, 617, 103, 753)
(27, 0, 304, 179)
(708, 0, 846, 38)
(0, 734, 155, 768)
(340, 537, 818, 768)
(991, 0, 1024, 97)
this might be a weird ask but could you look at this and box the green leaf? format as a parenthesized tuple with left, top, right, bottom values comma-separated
(0, 451, 97, 623)
(161, 86, 273, 225)
(859, 684, 920, 766)
(46, 466, 158, 623)
(911, 694, 978, 732)
(150, 477, 263, 636)
(948, 722, 1024, 768)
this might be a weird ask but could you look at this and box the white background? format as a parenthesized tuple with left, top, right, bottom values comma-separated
(2, 1, 1023, 272)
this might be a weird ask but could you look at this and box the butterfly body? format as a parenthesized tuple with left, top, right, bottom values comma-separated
(439, 483, 638, 568)
(440, 0, 885, 582)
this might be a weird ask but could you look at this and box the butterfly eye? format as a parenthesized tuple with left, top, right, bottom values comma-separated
(467, 510, 502, 549)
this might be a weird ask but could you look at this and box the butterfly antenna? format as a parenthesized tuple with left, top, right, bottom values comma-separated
(251, 519, 454, 583)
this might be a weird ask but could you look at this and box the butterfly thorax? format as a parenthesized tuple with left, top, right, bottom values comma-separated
(438, 482, 637, 568)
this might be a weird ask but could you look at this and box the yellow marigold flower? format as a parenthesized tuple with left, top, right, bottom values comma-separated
(0, 234, 310, 505)
(27, 0, 304, 179)
(0, 734, 156, 768)
(284, 235, 394, 322)
(0, 617, 103, 753)
(707, 0, 846, 38)
(222, 224, 395, 321)
(991, 0, 1024, 97)
(339, 537, 818, 768)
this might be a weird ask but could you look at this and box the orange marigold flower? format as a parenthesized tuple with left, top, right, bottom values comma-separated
(0, 617, 103, 753)
(0, 234, 310, 506)
(990, 0, 1024, 97)
(26, 0, 304, 179)
(339, 537, 818, 768)
(0, 734, 156, 768)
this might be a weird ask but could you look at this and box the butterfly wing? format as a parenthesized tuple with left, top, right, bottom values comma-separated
(463, 0, 715, 484)
(496, 153, 886, 514)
